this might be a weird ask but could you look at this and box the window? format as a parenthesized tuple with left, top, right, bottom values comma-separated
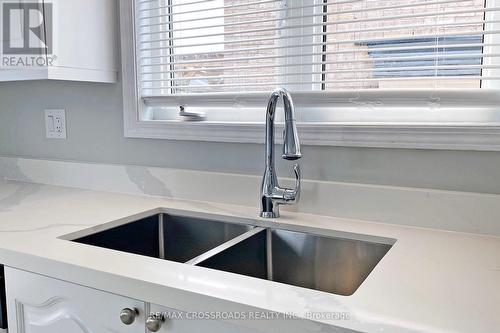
(121, 0, 500, 150)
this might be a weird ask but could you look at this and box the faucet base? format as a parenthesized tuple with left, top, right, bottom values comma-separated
(260, 211, 279, 218)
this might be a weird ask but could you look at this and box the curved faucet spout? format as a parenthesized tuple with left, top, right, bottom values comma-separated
(260, 88, 302, 218)
(265, 88, 302, 162)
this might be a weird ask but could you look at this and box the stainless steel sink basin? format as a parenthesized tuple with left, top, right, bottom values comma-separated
(196, 228, 392, 296)
(67, 212, 393, 296)
(72, 213, 253, 263)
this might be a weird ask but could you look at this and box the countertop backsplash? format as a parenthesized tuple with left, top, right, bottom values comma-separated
(1, 155, 499, 237)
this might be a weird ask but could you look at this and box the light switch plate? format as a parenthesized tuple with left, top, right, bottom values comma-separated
(45, 109, 67, 139)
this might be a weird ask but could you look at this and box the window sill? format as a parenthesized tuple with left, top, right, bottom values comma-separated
(124, 120, 500, 151)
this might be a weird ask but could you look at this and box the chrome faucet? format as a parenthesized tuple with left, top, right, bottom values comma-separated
(260, 88, 302, 218)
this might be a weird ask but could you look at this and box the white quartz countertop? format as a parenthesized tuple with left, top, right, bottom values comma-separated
(0, 180, 499, 333)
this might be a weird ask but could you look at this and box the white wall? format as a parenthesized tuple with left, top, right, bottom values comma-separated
(1, 80, 500, 194)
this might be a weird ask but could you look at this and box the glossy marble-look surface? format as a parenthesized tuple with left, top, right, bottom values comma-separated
(0, 180, 499, 333)
(2, 156, 500, 236)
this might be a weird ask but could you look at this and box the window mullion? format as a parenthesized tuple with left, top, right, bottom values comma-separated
(482, 0, 500, 88)
(167, 0, 175, 95)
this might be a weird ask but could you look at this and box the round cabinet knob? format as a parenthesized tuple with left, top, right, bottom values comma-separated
(146, 314, 164, 332)
(120, 308, 137, 325)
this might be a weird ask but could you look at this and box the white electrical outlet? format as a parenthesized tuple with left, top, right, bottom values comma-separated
(45, 109, 67, 139)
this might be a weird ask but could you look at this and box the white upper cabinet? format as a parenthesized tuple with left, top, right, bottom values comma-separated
(0, 0, 118, 83)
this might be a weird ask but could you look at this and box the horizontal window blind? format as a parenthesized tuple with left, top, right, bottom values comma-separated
(137, 0, 500, 96)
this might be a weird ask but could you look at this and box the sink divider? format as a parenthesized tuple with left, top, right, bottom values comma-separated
(266, 228, 273, 281)
(158, 214, 165, 260)
(184, 227, 266, 266)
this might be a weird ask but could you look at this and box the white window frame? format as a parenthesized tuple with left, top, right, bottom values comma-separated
(120, 0, 500, 151)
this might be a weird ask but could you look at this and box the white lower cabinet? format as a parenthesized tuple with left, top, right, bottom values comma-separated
(4, 268, 337, 333)
(4, 268, 145, 333)
(4, 268, 262, 333)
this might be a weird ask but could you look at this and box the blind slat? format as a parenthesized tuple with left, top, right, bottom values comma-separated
(142, 64, 500, 79)
(140, 34, 500, 66)
(140, 20, 500, 58)
(141, 65, 500, 83)
(140, 20, 496, 52)
(138, 7, 500, 36)
(141, 76, 500, 94)
(138, 0, 471, 26)
(138, 0, 359, 14)
(141, 43, 500, 74)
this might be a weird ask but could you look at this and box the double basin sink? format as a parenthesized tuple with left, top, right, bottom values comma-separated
(69, 212, 393, 296)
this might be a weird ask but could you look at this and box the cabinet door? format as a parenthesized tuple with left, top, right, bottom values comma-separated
(149, 304, 260, 333)
(5, 267, 146, 333)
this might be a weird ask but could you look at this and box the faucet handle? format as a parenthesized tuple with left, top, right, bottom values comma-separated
(283, 163, 301, 204)
(292, 163, 301, 202)
(293, 163, 300, 189)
